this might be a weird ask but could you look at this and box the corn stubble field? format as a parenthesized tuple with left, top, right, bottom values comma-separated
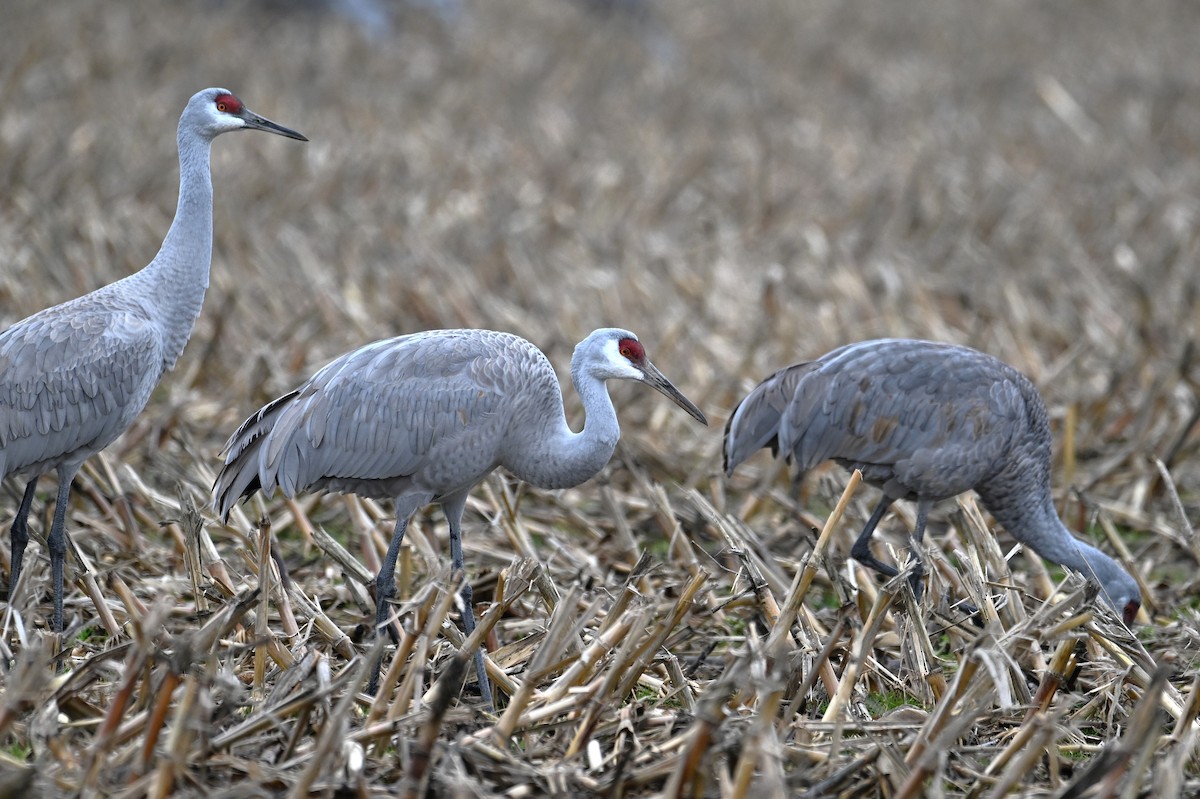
(2, 1, 1200, 796)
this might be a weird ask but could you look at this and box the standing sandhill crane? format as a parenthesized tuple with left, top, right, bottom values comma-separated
(213, 327, 708, 703)
(724, 339, 1141, 625)
(1, 88, 306, 631)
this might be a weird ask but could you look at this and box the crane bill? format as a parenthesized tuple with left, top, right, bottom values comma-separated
(639, 361, 708, 425)
(241, 109, 308, 141)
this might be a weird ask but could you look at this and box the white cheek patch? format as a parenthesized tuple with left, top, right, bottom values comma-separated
(602, 337, 623, 364)
(604, 338, 644, 380)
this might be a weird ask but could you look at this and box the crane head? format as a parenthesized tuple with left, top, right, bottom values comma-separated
(577, 328, 708, 425)
(185, 88, 308, 142)
(1107, 579, 1142, 627)
(1082, 549, 1142, 626)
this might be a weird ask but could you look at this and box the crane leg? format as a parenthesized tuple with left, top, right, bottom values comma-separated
(904, 500, 933, 601)
(445, 493, 494, 712)
(850, 496, 900, 577)
(368, 494, 430, 695)
(374, 514, 411, 639)
(367, 511, 415, 691)
(48, 468, 77, 632)
(8, 476, 39, 595)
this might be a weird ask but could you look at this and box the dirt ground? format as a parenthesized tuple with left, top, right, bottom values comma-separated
(1, 0, 1199, 796)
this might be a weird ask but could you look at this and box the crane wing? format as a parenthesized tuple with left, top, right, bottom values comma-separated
(228, 331, 519, 502)
(778, 340, 1029, 498)
(0, 302, 162, 475)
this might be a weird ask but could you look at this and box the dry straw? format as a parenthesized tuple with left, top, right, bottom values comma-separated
(2, 0, 1199, 795)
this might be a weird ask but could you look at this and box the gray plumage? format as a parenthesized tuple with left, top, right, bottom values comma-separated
(1, 88, 305, 630)
(724, 338, 1141, 625)
(213, 327, 708, 702)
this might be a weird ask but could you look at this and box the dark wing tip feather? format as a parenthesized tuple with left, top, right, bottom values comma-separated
(723, 398, 781, 475)
(723, 361, 815, 476)
(212, 389, 302, 520)
(219, 389, 301, 458)
(212, 466, 263, 522)
(721, 397, 743, 475)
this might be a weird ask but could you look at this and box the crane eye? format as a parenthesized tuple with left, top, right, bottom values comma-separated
(617, 338, 644, 361)
(214, 94, 243, 115)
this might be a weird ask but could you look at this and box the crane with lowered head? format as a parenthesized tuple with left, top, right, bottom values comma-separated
(724, 338, 1141, 625)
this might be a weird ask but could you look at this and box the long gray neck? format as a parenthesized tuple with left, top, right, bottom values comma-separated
(977, 385, 1137, 615)
(505, 360, 621, 490)
(982, 486, 1130, 606)
(131, 125, 214, 371)
(976, 391, 1084, 573)
(990, 493, 1087, 570)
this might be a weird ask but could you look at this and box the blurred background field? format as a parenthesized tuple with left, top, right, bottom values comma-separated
(2, 0, 1199, 796)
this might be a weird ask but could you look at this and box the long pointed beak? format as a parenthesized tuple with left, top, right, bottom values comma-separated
(241, 109, 308, 141)
(640, 360, 708, 425)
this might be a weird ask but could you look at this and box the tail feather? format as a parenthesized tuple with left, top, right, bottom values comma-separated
(212, 389, 301, 520)
(723, 361, 817, 474)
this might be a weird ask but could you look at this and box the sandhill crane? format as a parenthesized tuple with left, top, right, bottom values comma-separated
(723, 338, 1141, 625)
(1, 88, 305, 631)
(213, 327, 708, 703)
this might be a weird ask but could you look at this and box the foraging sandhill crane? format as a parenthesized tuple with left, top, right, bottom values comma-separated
(723, 338, 1141, 624)
(213, 327, 708, 702)
(1, 88, 306, 630)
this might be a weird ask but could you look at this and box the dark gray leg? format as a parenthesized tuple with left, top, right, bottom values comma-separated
(9, 476, 39, 594)
(444, 492, 492, 710)
(374, 514, 411, 638)
(905, 499, 933, 600)
(48, 468, 77, 632)
(368, 494, 429, 695)
(850, 496, 899, 577)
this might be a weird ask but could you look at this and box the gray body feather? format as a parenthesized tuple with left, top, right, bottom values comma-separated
(214, 329, 582, 514)
(1, 289, 170, 482)
(0, 88, 304, 630)
(724, 338, 1141, 624)
(213, 326, 707, 703)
